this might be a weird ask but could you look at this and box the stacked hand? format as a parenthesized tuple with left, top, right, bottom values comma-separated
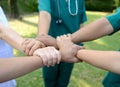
(22, 34, 84, 67)
(56, 34, 83, 63)
(22, 37, 61, 67)
(22, 38, 45, 56)
(33, 47, 61, 67)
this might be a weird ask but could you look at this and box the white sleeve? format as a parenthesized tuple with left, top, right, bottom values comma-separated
(0, 6, 9, 27)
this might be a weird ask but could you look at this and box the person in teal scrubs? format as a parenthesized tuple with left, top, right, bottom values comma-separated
(56, 7, 120, 87)
(69, 7, 120, 87)
(102, 7, 120, 87)
(37, 0, 87, 87)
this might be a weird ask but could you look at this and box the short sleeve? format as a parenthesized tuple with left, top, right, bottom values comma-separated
(38, 0, 51, 14)
(106, 7, 120, 34)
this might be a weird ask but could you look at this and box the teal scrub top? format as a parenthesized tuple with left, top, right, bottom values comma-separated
(38, 0, 87, 38)
(106, 7, 120, 34)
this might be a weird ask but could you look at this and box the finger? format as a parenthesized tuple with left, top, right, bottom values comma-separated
(66, 34, 72, 40)
(39, 42, 46, 48)
(39, 51, 48, 66)
(22, 39, 30, 52)
(46, 47, 55, 67)
(56, 36, 60, 41)
(48, 48, 56, 66)
(33, 49, 48, 66)
(54, 49, 61, 64)
(29, 41, 45, 56)
(23, 39, 32, 54)
(51, 47, 58, 66)
(66, 34, 71, 37)
(26, 42, 35, 55)
(63, 34, 67, 37)
(29, 42, 40, 56)
(23, 39, 31, 45)
(60, 35, 66, 38)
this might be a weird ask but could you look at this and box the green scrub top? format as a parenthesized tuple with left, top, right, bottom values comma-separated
(106, 7, 120, 34)
(38, 0, 87, 40)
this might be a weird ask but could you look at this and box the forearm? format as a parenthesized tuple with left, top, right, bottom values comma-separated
(0, 24, 25, 52)
(77, 49, 120, 74)
(72, 18, 114, 43)
(0, 56, 43, 82)
(38, 11, 51, 35)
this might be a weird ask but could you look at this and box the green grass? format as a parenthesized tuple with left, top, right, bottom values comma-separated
(9, 11, 120, 87)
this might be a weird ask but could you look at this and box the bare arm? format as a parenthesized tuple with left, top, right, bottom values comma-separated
(38, 11, 51, 35)
(37, 11, 58, 48)
(37, 18, 114, 47)
(77, 49, 120, 74)
(72, 18, 114, 43)
(0, 46, 61, 82)
(56, 34, 120, 74)
(0, 23, 25, 52)
(0, 56, 43, 82)
(22, 11, 52, 55)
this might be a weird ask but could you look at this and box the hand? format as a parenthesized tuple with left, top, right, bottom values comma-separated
(33, 47, 61, 67)
(57, 34, 83, 63)
(22, 38, 45, 56)
(36, 34, 57, 48)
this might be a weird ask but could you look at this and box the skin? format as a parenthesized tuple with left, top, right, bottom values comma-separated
(0, 6, 118, 83)
(56, 33, 120, 74)
(0, 23, 45, 53)
(35, 17, 114, 48)
(0, 23, 61, 82)
(71, 17, 114, 43)
(24, 10, 85, 55)
(57, 34, 83, 63)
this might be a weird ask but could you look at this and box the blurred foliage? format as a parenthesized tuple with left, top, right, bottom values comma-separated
(85, 0, 116, 12)
(0, 0, 120, 14)
(114, 0, 120, 7)
(0, 0, 10, 14)
(0, 0, 38, 15)
(19, 0, 38, 12)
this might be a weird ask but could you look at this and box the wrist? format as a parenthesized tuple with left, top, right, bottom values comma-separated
(77, 49, 85, 59)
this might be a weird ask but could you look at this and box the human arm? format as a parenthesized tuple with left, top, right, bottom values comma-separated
(71, 17, 114, 43)
(0, 46, 61, 82)
(0, 23, 25, 52)
(56, 34, 120, 74)
(37, 0, 57, 48)
(38, 0, 51, 35)
(56, 34, 83, 63)
(77, 49, 120, 74)
(72, 7, 120, 43)
(22, 1, 57, 54)
(0, 56, 43, 82)
(38, 11, 51, 35)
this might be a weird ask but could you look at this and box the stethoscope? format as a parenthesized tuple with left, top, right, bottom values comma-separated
(56, 0, 78, 24)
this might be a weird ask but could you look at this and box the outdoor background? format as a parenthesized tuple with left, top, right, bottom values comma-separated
(0, 0, 120, 87)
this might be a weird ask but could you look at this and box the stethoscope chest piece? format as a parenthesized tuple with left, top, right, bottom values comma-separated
(56, 18, 62, 24)
(56, 0, 78, 25)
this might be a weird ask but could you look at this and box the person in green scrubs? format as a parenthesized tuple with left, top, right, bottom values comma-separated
(37, 0, 87, 87)
(70, 7, 120, 87)
(102, 7, 120, 87)
(37, 6, 120, 87)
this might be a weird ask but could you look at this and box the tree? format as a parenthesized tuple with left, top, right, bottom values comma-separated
(9, 0, 19, 18)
